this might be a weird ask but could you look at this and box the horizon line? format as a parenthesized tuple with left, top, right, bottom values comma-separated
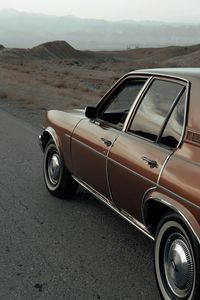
(0, 8, 200, 25)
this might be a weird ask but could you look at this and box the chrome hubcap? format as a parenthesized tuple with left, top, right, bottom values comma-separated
(48, 153, 60, 185)
(164, 233, 194, 298)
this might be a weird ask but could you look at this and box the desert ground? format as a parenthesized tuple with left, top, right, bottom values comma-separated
(0, 41, 200, 127)
(1, 41, 200, 299)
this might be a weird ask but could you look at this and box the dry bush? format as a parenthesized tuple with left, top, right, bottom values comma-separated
(0, 91, 7, 99)
(79, 87, 90, 93)
(62, 70, 70, 76)
(22, 70, 30, 74)
(53, 80, 67, 88)
(69, 100, 81, 107)
(11, 66, 19, 71)
(40, 78, 50, 85)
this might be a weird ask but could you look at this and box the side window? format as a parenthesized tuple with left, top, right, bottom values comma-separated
(99, 80, 146, 128)
(106, 82, 144, 112)
(129, 79, 185, 142)
(158, 91, 186, 148)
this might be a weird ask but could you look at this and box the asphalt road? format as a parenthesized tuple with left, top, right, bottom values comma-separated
(0, 109, 161, 300)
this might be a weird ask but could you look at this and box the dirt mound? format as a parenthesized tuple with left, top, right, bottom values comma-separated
(31, 40, 84, 60)
(0, 41, 97, 62)
(162, 48, 200, 67)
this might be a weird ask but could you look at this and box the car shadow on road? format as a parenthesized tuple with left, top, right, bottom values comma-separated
(56, 186, 161, 300)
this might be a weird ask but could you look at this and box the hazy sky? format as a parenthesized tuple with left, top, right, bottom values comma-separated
(0, 0, 200, 22)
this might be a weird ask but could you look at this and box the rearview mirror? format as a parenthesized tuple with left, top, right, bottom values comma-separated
(85, 106, 97, 119)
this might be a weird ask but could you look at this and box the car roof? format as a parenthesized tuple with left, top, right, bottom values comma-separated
(131, 67, 200, 81)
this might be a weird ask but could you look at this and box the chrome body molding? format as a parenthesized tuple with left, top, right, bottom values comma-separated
(39, 127, 61, 154)
(71, 136, 109, 157)
(156, 154, 172, 185)
(141, 186, 157, 224)
(45, 127, 60, 152)
(39, 134, 44, 152)
(72, 175, 154, 241)
(107, 155, 155, 186)
(120, 208, 151, 235)
(157, 185, 200, 211)
(145, 197, 200, 245)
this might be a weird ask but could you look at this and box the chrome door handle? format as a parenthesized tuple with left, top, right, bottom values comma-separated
(142, 156, 158, 168)
(101, 138, 112, 147)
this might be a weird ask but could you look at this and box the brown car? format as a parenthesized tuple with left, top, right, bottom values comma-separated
(39, 68, 200, 300)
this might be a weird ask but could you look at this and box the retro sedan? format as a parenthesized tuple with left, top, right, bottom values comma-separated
(39, 68, 200, 300)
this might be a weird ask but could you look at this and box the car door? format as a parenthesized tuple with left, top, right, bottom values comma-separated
(71, 120, 118, 200)
(107, 77, 187, 223)
(71, 76, 148, 202)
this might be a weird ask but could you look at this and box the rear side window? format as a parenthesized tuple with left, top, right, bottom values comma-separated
(129, 79, 185, 146)
(158, 91, 186, 148)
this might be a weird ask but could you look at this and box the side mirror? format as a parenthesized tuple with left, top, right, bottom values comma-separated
(85, 106, 97, 119)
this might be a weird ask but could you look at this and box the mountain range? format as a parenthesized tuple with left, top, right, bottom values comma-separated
(1, 9, 200, 50)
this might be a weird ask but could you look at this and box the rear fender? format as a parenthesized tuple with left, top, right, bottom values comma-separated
(142, 189, 200, 244)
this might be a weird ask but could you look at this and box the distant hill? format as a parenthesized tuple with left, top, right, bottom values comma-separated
(116, 44, 200, 66)
(0, 40, 200, 68)
(31, 41, 84, 59)
(0, 9, 200, 50)
(0, 44, 5, 50)
(0, 41, 97, 61)
(99, 44, 200, 67)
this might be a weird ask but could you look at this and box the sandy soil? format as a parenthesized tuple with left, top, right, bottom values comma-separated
(0, 59, 120, 127)
(0, 41, 200, 128)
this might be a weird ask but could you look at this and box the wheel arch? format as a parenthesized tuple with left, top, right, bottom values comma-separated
(40, 127, 61, 153)
(143, 193, 200, 244)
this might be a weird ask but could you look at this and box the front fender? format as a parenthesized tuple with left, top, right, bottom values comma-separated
(39, 127, 61, 154)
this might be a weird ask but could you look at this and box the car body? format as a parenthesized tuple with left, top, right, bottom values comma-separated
(39, 68, 200, 300)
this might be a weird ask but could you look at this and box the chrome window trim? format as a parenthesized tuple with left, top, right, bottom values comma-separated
(96, 74, 150, 112)
(93, 76, 151, 132)
(124, 75, 190, 151)
(177, 79, 190, 148)
(128, 71, 189, 85)
(156, 86, 186, 145)
(122, 76, 154, 132)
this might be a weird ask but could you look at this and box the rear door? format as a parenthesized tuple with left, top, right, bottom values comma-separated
(107, 77, 187, 222)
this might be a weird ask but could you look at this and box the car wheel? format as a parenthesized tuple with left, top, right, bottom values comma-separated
(43, 139, 78, 198)
(154, 212, 200, 300)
